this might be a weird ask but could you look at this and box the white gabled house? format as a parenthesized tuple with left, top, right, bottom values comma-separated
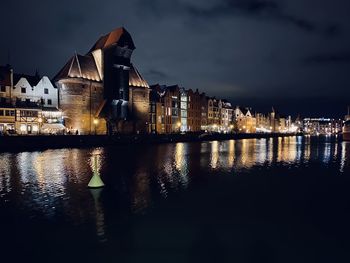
(0, 65, 64, 135)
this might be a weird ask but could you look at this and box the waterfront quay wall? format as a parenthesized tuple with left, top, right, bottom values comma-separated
(0, 133, 300, 152)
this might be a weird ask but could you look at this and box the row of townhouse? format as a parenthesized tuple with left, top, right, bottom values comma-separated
(256, 108, 295, 133)
(0, 65, 63, 135)
(149, 84, 204, 134)
(148, 84, 261, 134)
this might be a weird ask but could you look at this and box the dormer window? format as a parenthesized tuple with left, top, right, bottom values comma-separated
(21, 87, 26, 93)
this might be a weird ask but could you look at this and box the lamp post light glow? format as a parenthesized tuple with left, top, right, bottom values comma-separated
(93, 118, 99, 135)
(177, 121, 181, 133)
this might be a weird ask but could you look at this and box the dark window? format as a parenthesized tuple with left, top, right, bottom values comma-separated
(21, 87, 26, 93)
(26, 99, 30, 103)
(5, 110, 14, 116)
(0, 86, 6, 92)
(0, 110, 3, 116)
(20, 110, 38, 117)
(47, 99, 52, 105)
(44, 88, 49, 94)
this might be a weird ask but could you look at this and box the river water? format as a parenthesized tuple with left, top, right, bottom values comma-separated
(1, 136, 350, 262)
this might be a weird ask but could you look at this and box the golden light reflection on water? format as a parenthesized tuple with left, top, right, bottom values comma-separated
(210, 141, 219, 169)
(228, 140, 235, 167)
(277, 137, 297, 163)
(340, 142, 349, 173)
(0, 137, 349, 228)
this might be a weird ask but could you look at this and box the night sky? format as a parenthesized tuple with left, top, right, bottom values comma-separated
(1, 0, 350, 117)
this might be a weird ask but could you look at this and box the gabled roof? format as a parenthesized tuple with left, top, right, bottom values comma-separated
(14, 73, 41, 87)
(129, 64, 149, 88)
(54, 54, 102, 82)
(89, 27, 135, 52)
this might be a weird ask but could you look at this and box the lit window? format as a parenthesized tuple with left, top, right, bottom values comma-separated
(20, 124, 26, 132)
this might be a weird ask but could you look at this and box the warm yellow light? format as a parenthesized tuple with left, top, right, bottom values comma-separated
(177, 122, 181, 127)
(38, 118, 43, 123)
(93, 118, 99, 125)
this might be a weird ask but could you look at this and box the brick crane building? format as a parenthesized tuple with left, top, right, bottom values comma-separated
(54, 27, 150, 135)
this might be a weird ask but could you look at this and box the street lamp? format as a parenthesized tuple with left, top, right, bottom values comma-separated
(177, 121, 181, 133)
(93, 118, 99, 135)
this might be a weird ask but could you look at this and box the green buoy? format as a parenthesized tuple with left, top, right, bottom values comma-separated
(88, 155, 104, 188)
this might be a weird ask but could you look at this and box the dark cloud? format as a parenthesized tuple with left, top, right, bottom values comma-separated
(304, 52, 350, 65)
(176, 0, 338, 35)
(1, 0, 350, 117)
(144, 69, 170, 80)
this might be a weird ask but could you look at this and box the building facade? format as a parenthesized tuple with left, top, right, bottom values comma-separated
(54, 27, 150, 135)
(0, 65, 62, 135)
(187, 89, 201, 132)
(233, 106, 256, 133)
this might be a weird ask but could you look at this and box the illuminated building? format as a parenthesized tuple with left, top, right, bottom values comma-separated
(187, 89, 201, 132)
(179, 88, 188, 132)
(219, 100, 233, 133)
(233, 106, 256, 133)
(207, 97, 220, 132)
(200, 94, 208, 131)
(54, 27, 150, 135)
(0, 65, 63, 135)
(303, 118, 342, 135)
(149, 84, 181, 133)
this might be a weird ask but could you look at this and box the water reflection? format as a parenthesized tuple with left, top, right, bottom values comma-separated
(0, 136, 349, 240)
(89, 188, 106, 243)
(340, 142, 350, 172)
(210, 141, 219, 169)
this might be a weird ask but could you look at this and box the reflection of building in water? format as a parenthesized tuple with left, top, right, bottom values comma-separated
(90, 188, 106, 243)
(340, 142, 349, 173)
(303, 136, 311, 162)
(237, 139, 256, 169)
(210, 141, 219, 169)
(174, 143, 189, 188)
(323, 142, 332, 164)
(131, 168, 151, 214)
(228, 140, 235, 168)
(277, 137, 297, 163)
(296, 136, 303, 162)
(255, 138, 267, 165)
(153, 143, 190, 198)
(267, 138, 274, 164)
(0, 153, 11, 194)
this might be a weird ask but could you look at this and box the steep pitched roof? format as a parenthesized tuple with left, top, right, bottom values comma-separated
(13, 73, 41, 87)
(129, 64, 149, 88)
(89, 27, 136, 52)
(54, 54, 102, 82)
